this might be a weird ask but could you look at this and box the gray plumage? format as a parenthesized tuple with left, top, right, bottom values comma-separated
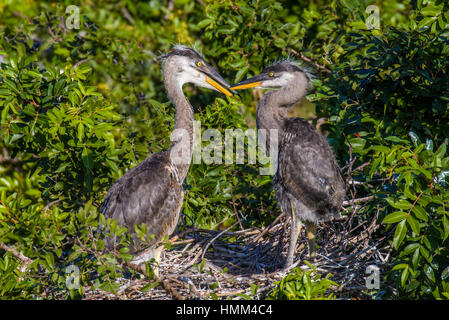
(100, 46, 234, 263)
(100, 151, 183, 251)
(231, 61, 346, 268)
(274, 117, 345, 223)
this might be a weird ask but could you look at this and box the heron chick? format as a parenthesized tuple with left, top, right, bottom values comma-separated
(231, 61, 345, 268)
(100, 45, 234, 274)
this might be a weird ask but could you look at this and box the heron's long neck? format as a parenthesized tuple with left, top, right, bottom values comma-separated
(164, 70, 194, 181)
(256, 73, 309, 154)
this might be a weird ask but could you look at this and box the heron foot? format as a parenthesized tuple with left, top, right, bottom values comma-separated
(131, 246, 163, 278)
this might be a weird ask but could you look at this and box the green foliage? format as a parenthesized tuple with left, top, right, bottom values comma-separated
(183, 97, 277, 229)
(0, 195, 139, 299)
(313, 2, 449, 299)
(267, 263, 337, 300)
(1, 46, 124, 210)
(379, 138, 449, 299)
(0, 0, 448, 300)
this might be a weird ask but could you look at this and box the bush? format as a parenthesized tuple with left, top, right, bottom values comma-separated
(267, 263, 337, 300)
(0, 0, 448, 299)
(314, 14, 449, 299)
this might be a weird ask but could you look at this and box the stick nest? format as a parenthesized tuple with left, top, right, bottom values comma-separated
(84, 206, 391, 300)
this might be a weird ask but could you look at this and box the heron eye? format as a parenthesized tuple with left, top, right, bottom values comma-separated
(269, 72, 274, 77)
(196, 61, 202, 67)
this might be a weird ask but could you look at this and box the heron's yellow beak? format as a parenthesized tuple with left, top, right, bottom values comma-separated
(206, 76, 233, 96)
(230, 82, 262, 90)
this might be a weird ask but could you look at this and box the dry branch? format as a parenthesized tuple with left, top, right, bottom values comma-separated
(0, 242, 32, 273)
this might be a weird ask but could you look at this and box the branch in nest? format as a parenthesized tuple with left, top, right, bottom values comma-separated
(342, 195, 375, 207)
(160, 278, 185, 300)
(253, 212, 285, 242)
(168, 276, 208, 299)
(200, 222, 239, 261)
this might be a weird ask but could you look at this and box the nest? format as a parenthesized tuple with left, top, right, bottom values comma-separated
(84, 202, 392, 300)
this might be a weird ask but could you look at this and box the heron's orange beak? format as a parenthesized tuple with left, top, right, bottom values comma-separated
(230, 81, 262, 90)
(230, 73, 268, 90)
(206, 76, 233, 96)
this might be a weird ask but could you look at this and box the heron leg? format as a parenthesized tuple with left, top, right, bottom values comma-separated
(286, 200, 302, 268)
(305, 221, 317, 261)
(152, 246, 163, 278)
(131, 245, 164, 277)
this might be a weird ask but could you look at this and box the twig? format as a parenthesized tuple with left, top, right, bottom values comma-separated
(43, 199, 62, 212)
(215, 288, 246, 297)
(196, 0, 206, 8)
(120, 7, 135, 25)
(230, 186, 244, 230)
(200, 222, 239, 261)
(125, 260, 185, 300)
(164, 0, 175, 20)
(353, 162, 370, 172)
(253, 213, 285, 242)
(342, 195, 375, 207)
(73, 59, 89, 69)
(0, 242, 32, 273)
(210, 215, 233, 231)
(0, 199, 18, 224)
(160, 278, 185, 300)
(169, 276, 207, 299)
(0, 148, 20, 166)
(290, 49, 332, 74)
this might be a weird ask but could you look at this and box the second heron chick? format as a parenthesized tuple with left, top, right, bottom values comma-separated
(231, 61, 346, 268)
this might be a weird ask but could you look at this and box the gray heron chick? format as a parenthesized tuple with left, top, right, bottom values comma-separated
(230, 61, 345, 268)
(100, 45, 234, 271)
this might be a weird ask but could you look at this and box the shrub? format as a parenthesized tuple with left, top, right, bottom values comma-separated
(0, 0, 448, 300)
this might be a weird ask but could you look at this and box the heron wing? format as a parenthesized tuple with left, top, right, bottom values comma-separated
(100, 151, 183, 244)
(276, 118, 345, 211)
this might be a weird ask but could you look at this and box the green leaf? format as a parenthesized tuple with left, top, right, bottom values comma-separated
(412, 205, 428, 222)
(401, 266, 409, 287)
(140, 281, 159, 292)
(234, 65, 249, 83)
(386, 198, 412, 210)
(273, 38, 286, 48)
(77, 123, 84, 141)
(442, 267, 449, 281)
(435, 140, 447, 159)
(9, 134, 24, 144)
(406, 215, 420, 235)
(393, 220, 407, 250)
(99, 281, 120, 294)
(383, 211, 407, 224)
(412, 247, 420, 267)
(443, 215, 449, 241)
(402, 242, 419, 255)
(424, 264, 436, 283)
